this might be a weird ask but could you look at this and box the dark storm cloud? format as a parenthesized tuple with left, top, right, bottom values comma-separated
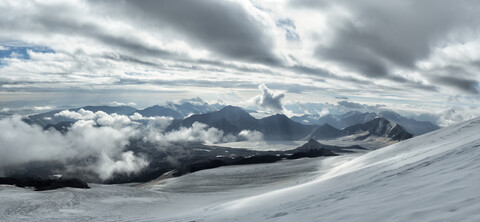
(335, 96, 349, 100)
(433, 76, 479, 94)
(423, 66, 478, 94)
(124, 0, 281, 65)
(0, 3, 174, 59)
(287, 64, 377, 86)
(300, 0, 480, 79)
(337, 100, 364, 109)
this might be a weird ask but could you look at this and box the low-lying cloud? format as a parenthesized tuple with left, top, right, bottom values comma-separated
(238, 130, 264, 141)
(0, 110, 260, 180)
(0, 115, 145, 180)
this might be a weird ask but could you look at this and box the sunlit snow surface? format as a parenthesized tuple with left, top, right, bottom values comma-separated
(2, 118, 480, 221)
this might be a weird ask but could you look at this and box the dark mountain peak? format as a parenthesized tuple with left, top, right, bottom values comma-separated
(310, 123, 343, 140)
(345, 117, 392, 132)
(79, 105, 137, 115)
(318, 123, 338, 130)
(344, 117, 413, 141)
(306, 138, 322, 146)
(343, 110, 363, 116)
(219, 105, 246, 113)
(261, 113, 290, 121)
(136, 105, 183, 119)
(167, 105, 258, 134)
(369, 117, 390, 125)
(379, 110, 402, 118)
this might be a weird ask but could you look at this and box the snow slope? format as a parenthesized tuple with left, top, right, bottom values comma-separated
(1, 117, 480, 221)
(190, 117, 480, 221)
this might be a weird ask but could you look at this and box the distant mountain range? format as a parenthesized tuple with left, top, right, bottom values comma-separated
(24, 105, 138, 128)
(24, 99, 224, 128)
(168, 106, 412, 142)
(136, 98, 224, 119)
(167, 106, 315, 140)
(25, 102, 421, 142)
(291, 111, 439, 135)
(310, 118, 412, 141)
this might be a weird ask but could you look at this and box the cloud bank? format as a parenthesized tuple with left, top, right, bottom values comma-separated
(0, 110, 261, 180)
(0, 115, 145, 180)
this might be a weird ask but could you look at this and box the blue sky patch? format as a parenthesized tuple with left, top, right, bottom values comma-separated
(276, 19, 300, 41)
(0, 43, 54, 61)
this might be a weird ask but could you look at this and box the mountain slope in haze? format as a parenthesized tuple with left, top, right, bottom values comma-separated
(292, 111, 378, 129)
(165, 97, 225, 117)
(180, 117, 480, 221)
(310, 117, 413, 141)
(308, 123, 343, 139)
(116, 99, 223, 119)
(167, 106, 259, 134)
(24, 105, 138, 127)
(379, 110, 440, 135)
(134, 105, 183, 119)
(342, 118, 413, 141)
(24, 99, 224, 127)
(293, 110, 439, 135)
(257, 114, 315, 140)
(168, 106, 314, 140)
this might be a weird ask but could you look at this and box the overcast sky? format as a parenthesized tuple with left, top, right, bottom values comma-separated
(1, 0, 479, 122)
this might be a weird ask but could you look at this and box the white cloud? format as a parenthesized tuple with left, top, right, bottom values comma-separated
(55, 109, 96, 120)
(238, 130, 264, 141)
(253, 84, 286, 112)
(0, 115, 146, 180)
(32, 106, 54, 111)
(145, 122, 234, 146)
(317, 108, 330, 117)
(92, 151, 148, 181)
(110, 101, 137, 106)
(1, 0, 480, 129)
(0, 110, 248, 179)
(437, 106, 480, 127)
(55, 109, 134, 128)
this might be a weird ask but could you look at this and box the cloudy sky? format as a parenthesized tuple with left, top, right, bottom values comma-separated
(1, 0, 480, 123)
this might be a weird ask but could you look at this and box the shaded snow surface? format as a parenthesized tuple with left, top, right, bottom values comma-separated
(2, 117, 480, 221)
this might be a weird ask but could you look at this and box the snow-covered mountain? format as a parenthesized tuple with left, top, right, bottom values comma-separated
(1, 116, 479, 221)
(378, 110, 440, 135)
(292, 111, 379, 129)
(292, 111, 439, 135)
(310, 117, 413, 141)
